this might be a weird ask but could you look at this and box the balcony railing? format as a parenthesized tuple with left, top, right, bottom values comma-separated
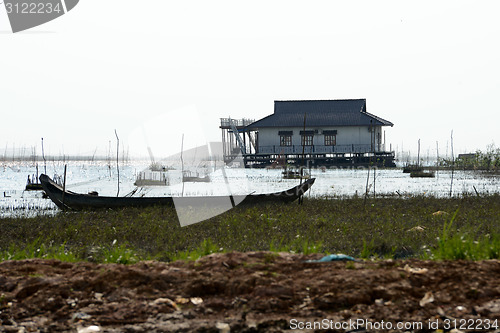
(220, 118, 255, 128)
(256, 144, 386, 155)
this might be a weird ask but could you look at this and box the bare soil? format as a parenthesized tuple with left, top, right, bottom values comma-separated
(0, 252, 499, 332)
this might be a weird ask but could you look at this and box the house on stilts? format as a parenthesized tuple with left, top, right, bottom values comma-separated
(220, 99, 395, 168)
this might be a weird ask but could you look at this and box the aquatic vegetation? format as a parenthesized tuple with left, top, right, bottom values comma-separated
(1, 195, 499, 263)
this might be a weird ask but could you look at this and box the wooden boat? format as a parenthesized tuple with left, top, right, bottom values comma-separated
(402, 165, 423, 173)
(134, 171, 169, 186)
(25, 173, 43, 190)
(133, 179, 169, 186)
(282, 170, 310, 180)
(183, 175, 211, 183)
(404, 139, 424, 174)
(25, 183, 43, 191)
(410, 171, 435, 178)
(39, 174, 315, 211)
(182, 171, 210, 183)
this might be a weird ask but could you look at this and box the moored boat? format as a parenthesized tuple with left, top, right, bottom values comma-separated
(25, 183, 43, 191)
(410, 171, 435, 178)
(39, 174, 315, 211)
(182, 170, 211, 183)
(402, 165, 423, 173)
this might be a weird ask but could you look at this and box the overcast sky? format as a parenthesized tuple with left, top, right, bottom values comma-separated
(1, 1, 499, 160)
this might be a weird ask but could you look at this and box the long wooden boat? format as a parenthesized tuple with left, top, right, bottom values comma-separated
(402, 165, 423, 173)
(410, 171, 435, 178)
(25, 183, 44, 191)
(182, 170, 211, 183)
(182, 175, 211, 183)
(282, 170, 310, 180)
(39, 174, 315, 211)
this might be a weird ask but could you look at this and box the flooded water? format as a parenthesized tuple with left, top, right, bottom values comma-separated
(1, 161, 499, 217)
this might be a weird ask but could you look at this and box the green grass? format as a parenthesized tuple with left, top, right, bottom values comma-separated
(429, 232, 500, 260)
(1, 239, 79, 262)
(172, 239, 221, 261)
(101, 242, 140, 264)
(1, 195, 499, 263)
(424, 209, 500, 260)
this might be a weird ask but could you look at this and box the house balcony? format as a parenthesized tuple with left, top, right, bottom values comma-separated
(255, 144, 387, 155)
(220, 118, 255, 129)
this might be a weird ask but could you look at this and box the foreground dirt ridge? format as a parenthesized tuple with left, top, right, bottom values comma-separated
(0, 252, 499, 332)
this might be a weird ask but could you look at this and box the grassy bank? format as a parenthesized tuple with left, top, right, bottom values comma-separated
(1, 195, 499, 263)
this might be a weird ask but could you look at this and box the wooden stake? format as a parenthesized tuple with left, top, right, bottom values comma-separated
(108, 140, 112, 177)
(299, 113, 306, 205)
(436, 141, 439, 180)
(417, 138, 421, 167)
(364, 164, 370, 206)
(450, 130, 454, 197)
(115, 130, 120, 197)
(62, 164, 67, 211)
(473, 185, 480, 197)
(41, 137, 47, 175)
(181, 134, 185, 197)
(366, 120, 374, 203)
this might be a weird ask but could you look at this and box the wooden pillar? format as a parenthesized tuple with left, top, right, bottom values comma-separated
(243, 129, 246, 154)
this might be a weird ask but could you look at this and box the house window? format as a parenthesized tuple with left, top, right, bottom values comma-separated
(300, 130, 314, 146)
(301, 134, 313, 146)
(278, 131, 293, 147)
(323, 130, 337, 146)
(324, 135, 336, 146)
(280, 135, 292, 146)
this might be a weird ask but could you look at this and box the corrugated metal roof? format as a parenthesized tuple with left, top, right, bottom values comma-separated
(245, 99, 393, 129)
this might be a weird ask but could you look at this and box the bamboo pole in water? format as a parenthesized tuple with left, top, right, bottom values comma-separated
(450, 130, 454, 197)
(115, 130, 120, 197)
(299, 113, 306, 205)
(364, 163, 370, 206)
(41, 137, 47, 175)
(365, 120, 373, 204)
(181, 134, 185, 197)
(108, 141, 112, 177)
(62, 164, 67, 211)
(436, 141, 439, 180)
(417, 139, 421, 167)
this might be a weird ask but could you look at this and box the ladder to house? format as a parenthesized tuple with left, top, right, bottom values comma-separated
(229, 118, 246, 155)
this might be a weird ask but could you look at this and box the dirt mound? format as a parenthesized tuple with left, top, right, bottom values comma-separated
(1, 252, 499, 332)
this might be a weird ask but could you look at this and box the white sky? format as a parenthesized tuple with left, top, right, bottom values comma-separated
(1, 1, 499, 159)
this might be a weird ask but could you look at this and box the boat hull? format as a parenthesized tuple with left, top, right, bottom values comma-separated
(39, 174, 315, 211)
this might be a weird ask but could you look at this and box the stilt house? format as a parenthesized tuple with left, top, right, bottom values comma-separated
(220, 99, 395, 168)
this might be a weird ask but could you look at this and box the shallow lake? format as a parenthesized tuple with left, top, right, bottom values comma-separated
(1, 161, 499, 217)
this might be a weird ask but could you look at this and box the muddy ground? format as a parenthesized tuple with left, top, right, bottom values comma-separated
(0, 252, 499, 332)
